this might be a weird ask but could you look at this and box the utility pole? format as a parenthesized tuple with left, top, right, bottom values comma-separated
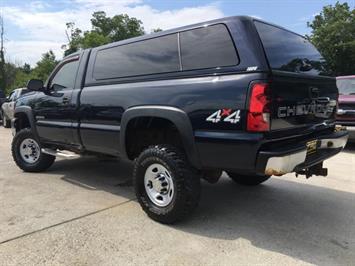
(0, 15, 6, 91)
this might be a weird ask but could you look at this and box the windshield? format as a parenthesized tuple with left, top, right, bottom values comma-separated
(337, 78, 355, 95)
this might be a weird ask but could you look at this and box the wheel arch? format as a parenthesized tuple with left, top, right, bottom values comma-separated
(13, 106, 39, 138)
(120, 106, 201, 169)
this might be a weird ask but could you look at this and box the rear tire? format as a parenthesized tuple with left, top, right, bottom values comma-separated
(12, 128, 55, 172)
(133, 145, 201, 224)
(227, 172, 271, 186)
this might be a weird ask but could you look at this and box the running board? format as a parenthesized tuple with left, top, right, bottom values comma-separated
(41, 148, 80, 159)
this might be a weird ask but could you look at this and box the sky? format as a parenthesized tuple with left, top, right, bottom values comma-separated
(0, 0, 354, 66)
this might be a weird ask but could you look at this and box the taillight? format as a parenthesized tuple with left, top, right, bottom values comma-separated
(247, 82, 271, 132)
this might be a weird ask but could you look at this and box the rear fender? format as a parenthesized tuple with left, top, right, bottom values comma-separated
(120, 106, 201, 169)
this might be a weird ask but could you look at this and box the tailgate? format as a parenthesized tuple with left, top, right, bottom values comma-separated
(270, 73, 337, 132)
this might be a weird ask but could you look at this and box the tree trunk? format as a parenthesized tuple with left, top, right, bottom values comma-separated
(0, 15, 6, 92)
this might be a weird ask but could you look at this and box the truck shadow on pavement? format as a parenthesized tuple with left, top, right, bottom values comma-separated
(50, 156, 354, 265)
(51, 157, 135, 199)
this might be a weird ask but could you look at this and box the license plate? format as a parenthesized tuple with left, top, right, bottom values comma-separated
(306, 140, 317, 155)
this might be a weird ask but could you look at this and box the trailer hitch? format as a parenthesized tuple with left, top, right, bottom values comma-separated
(296, 163, 328, 179)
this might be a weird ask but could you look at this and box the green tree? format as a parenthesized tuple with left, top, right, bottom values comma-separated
(64, 11, 145, 56)
(64, 22, 83, 56)
(81, 31, 110, 49)
(12, 68, 32, 89)
(0, 15, 7, 92)
(152, 28, 163, 33)
(21, 63, 31, 74)
(32, 50, 58, 82)
(91, 11, 144, 41)
(308, 2, 355, 75)
(3, 63, 17, 93)
(2, 51, 57, 93)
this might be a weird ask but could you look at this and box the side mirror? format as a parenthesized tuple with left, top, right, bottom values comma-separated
(27, 79, 44, 91)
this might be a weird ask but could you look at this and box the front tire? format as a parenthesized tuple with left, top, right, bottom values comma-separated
(12, 128, 55, 172)
(133, 145, 201, 224)
(227, 172, 271, 186)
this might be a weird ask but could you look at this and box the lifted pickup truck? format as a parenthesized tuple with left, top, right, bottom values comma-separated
(12, 16, 348, 223)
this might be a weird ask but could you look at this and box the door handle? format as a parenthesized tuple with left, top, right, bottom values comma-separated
(62, 97, 70, 104)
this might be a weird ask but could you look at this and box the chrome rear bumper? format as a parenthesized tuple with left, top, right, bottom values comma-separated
(262, 131, 348, 176)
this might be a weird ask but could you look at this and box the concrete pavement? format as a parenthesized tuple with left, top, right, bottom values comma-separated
(0, 127, 354, 265)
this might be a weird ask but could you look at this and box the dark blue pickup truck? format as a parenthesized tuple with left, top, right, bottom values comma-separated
(11, 16, 348, 223)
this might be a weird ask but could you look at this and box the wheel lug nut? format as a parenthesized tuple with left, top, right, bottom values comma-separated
(147, 181, 153, 188)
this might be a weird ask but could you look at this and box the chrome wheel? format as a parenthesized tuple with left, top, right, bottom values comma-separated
(144, 163, 175, 207)
(19, 138, 40, 164)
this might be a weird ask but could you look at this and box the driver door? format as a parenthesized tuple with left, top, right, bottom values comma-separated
(34, 56, 80, 145)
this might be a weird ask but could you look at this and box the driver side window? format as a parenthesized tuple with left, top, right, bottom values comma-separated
(50, 59, 79, 91)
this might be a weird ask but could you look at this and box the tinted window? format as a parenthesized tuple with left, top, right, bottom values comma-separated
(180, 24, 238, 71)
(19, 89, 29, 97)
(94, 34, 179, 80)
(255, 21, 328, 75)
(337, 78, 355, 95)
(50, 60, 79, 90)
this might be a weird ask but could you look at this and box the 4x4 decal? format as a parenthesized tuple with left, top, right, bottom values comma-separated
(206, 109, 241, 124)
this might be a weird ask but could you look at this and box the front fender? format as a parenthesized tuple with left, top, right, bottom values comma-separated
(13, 106, 39, 139)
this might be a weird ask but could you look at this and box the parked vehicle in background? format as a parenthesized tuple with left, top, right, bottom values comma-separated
(0, 88, 6, 122)
(1, 88, 29, 128)
(336, 76, 355, 140)
(11, 16, 348, 223)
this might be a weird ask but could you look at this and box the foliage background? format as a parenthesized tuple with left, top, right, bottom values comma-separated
(307, 2, 355, 76)
(0, 2, 354, 95)
(0, 12, 145, 95)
